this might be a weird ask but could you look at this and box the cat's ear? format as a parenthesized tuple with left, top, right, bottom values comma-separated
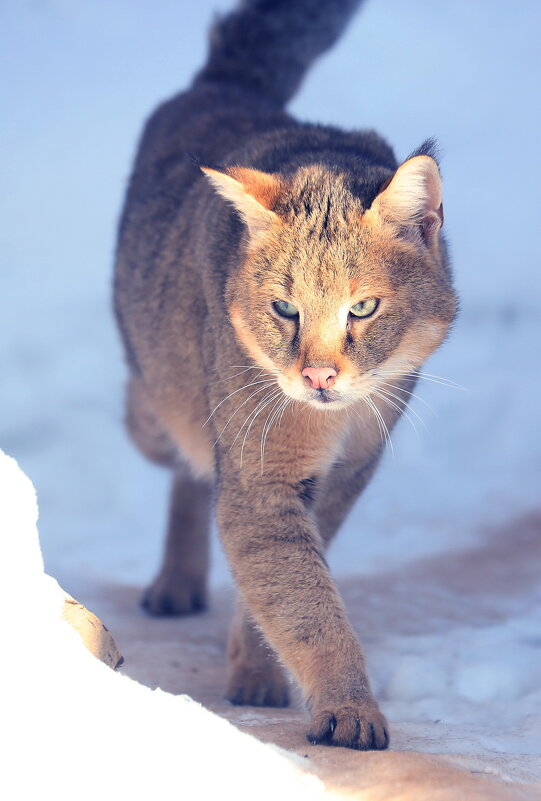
(201, 166, 284, 238)
(368, 156, 443, 243)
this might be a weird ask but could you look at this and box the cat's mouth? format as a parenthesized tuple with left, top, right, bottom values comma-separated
(308, 388, 343, 405)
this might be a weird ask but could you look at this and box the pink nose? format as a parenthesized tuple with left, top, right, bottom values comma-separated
(302, 366, 337, 390)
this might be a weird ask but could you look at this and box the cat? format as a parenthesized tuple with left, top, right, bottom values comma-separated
(114, 0, 457, 750)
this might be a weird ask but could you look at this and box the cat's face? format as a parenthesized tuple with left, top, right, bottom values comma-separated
(204, 159, 457, 410)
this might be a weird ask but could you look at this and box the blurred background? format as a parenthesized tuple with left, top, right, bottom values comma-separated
(1, 0, 540, 599)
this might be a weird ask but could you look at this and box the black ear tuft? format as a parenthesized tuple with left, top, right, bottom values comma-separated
(407, 138, 441, 168)
(187, 153, 228, 172)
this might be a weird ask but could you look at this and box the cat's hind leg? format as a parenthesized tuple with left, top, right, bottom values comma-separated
(124, 376, 212, 615)
(142, 464, 212, 616)
(226, 602, 290, 707)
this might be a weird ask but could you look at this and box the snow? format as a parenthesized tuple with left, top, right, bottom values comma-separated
(1, 0, 540, 791)
(0, 451, 331, 801)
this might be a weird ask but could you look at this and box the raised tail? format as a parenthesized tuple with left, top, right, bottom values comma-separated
(194, 0, 365, 107)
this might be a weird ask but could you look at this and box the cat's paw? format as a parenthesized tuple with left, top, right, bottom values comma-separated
(226, 664, 290, 707)
(141, 571, 207, 616)
(307, 702, 389, 751)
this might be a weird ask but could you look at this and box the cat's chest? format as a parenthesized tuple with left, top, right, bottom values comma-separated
(271, 404, 377, 479)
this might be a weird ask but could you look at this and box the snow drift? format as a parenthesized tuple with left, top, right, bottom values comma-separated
(0, 450, 331, 801)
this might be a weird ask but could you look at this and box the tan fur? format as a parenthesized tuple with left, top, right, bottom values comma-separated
(226, 167, 286, 210)
(201, 167, 283, 238)
(368, 155, 443, 226)
(114, 7, 457, 752)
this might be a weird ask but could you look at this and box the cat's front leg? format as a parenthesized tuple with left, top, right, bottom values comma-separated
(217, 472, 389, 751)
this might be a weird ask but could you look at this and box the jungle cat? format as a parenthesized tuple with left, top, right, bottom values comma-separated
(114, 0, 457, 750)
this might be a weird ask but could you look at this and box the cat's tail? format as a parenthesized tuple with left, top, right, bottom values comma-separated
(193, 0, 364, 107)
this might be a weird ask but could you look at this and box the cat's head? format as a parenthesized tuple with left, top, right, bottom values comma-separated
(202, 154, 457, 410)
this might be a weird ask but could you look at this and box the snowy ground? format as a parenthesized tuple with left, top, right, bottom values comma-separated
(1, 0, 540, 794)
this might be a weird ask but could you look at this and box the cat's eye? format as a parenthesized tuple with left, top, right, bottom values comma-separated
(273, 300, 299, 319)
(349, 298, 379, 319)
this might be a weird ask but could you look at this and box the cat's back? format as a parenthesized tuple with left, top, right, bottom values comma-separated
(116, 83, 293, 276)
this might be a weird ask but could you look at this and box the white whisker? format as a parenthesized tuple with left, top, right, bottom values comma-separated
(203, 377, 276, 426)
(375, 379, 436, 415)
(231, 388, 278, 450)
(414, 373, 468, 391)
(372, 389, 422, 437)
(230, 365, 272, 370)
(373, 386, 427, 433)
(213, 381, 277, 446)
(265, 394, 290, 445)
(214, 366, 263, 385)
(239, 389, 283, 468)
(361, 395, 384, 445)
(278, 398, 292, 427)
(260, 394, 286, 472)
(376, 369, 467, 391)
(364, 395, 395, 461)
(347, 403, 366, 431)
(415, 370, 467, 389)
